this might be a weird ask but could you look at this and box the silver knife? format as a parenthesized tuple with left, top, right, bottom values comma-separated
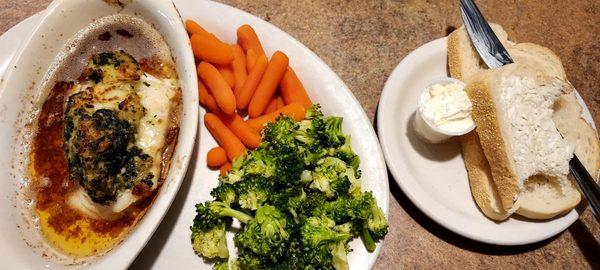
(459, 0, 600, 220)
(459, 0, 513, 68)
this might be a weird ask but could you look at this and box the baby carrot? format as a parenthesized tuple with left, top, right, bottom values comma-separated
(198, 62, 236, 115)
(281, 67, 313, 109)
(275, 95, 284, 109)
(185, 20, 209, 36)
(265, 95, 280, 114)
(235, 54, 268, 110)
(220, 162, 232, 176)
(198, 79, 220, 113)
(231, 45, 247, 93)
(205, 113, 246, 160)
(246, 103, 306, 132)
(218, 113, 262, 149)
(246, 49, 258, 72)
(248, 51, 289, 117)
(217, 65, 235, 88)
(207, 147, 228, 167)
(190, 33, 234, 65)
(237, 24, 265, 56)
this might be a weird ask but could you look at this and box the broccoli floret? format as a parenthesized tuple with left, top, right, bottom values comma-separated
(263, 117, 299, 147)
(321, 116, 346, 147)
(211, 183, 236, 206)
(260, 117, 306, 187)
(335, 135, 360, 171)
(294, 119, 331, 165)
(220, 156, 246, 184)
(269, 186, 305, 219)
(314, 192, 372, 225)
(366, 199, 388, 240)
(299, 216, 352, 270)
(191, 223, 228, 259)
(281, 240, 336, 270)
(295, 119, 318, 146)
(236, 251, 264, 269)
(220, 149, 277, 184)
(235, 176, 273, 210)
(331, 176, 351, 197)
(313, 192, 388, 251)
(297, 192, 328, 219)
(243, 148, 276, 178)
(301, 216, 352, 247)
(302, 107, 346, 149)
(213, 259, 229, 270)
(305, 104, 324, 120)
(273, 144, 305, 186)
(190, 202, 236, 259)
(309, 157, 351, 197)
(300, 170, 313, 183)
(193, 201, 254, 228)
(344, 167, 362, 198)
(190, 201, 254, 259)
(270, 187, 327, 221)
(330, 241, 349, 270)
(192, 103, 387, 269)
(235, 205, 290, 262)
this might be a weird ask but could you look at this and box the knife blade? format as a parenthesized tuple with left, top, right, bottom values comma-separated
(459, 0, 600, 220)
(459, 0, 513, 68)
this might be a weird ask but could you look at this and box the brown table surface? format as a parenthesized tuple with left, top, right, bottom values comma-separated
(2, 0, 598, 269)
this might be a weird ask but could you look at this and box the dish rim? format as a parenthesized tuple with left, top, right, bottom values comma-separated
(0, 0, 198, 267)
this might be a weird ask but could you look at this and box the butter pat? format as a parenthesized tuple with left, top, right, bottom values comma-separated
(414, 79, 474, 143)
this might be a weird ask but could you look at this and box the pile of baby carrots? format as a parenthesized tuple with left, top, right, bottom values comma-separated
(186, 20, 313, 175)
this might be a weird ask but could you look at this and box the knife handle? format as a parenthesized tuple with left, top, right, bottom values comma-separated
(570, 155, 600, 220)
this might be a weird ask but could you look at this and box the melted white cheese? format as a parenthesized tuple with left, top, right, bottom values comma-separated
(136, 73, 177, 190)
(68, 73, 176, 218)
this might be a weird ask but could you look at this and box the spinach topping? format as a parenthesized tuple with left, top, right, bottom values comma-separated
(64, 51, 153, 205)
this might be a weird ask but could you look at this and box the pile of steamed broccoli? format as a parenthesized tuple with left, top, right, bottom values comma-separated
(191, 105, 388, 270)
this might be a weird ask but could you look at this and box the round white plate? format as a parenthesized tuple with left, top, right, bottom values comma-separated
(377, 37, 594, 245)
(0, 1, 389, 269)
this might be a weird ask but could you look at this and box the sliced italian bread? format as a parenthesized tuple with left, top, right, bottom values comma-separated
(517, 90, 600, 219)
(460, 130, 510, 220)
(448, 23, 515, 220)
(447, 23, 508, 84)
(553, 91, 600, 178)
(466, 67, 576, 220)
(448, 24, 599, 220)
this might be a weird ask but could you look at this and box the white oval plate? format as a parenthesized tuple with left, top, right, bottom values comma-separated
(377, 37, 594, 245)
(0, 0, 197, 269)
(0, 0, 389, 269)
(130, 1, 389, 269)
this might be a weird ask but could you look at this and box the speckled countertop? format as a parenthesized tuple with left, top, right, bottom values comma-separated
(1, 0, 598, 269)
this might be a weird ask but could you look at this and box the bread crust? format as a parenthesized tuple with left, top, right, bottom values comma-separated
(447, 30, 463, 80)
(460, 132, 510, 220)
(516, 175, 581, 220)
(466, 81, 521, 212)
(449, 26, 512, 220)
